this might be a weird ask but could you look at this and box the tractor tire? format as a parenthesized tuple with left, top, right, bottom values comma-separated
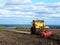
(30, 27, 36, 35)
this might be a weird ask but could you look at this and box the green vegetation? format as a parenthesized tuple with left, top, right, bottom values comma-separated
(0, 26, 6, 29)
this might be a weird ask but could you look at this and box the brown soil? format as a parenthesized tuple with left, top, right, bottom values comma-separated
(0, 30, 59, 45)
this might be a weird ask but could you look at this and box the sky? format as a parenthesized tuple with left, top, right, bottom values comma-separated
(0, 0, 60, 25)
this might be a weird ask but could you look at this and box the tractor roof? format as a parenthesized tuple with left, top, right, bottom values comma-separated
(33, 20, 44, 22)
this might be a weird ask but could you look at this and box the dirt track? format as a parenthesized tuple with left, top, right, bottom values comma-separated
(0, 30, 60, 45)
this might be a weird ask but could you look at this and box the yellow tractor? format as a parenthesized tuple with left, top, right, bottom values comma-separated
(30, 20, 53, 37)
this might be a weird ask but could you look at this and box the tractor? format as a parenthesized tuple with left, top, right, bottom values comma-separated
(30, 20, 53, 37)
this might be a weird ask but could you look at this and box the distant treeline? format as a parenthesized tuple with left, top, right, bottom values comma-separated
(0, 24, 60, 29)
(48, 25, 60, 29)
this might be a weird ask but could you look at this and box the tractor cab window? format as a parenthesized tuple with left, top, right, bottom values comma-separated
(36, 21, 40, 23)
(36, 20, 44, 23)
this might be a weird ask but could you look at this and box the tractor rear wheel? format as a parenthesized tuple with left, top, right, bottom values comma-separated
(30, 27, 36, 34)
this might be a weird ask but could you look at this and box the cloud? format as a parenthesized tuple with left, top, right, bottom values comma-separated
(0, 9, 13, 15)
(35, 2, 46, 6)
(4, 5, 26, 11)
(14, 11, 35, 15)
(31, 6, 55, 14)
(49, 14, 60, 18)
(36, 2, 60, 7)
(0, 4, 5, 8)
(0, 1, 60, 23)
(4, 5, 31, 12)
(48, 2, 60, 8)
(6, 0, 32, 5)
(0, 15, 35, 19)
(32, 2, 60, 15)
